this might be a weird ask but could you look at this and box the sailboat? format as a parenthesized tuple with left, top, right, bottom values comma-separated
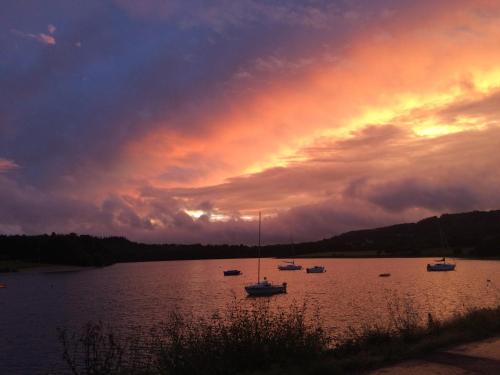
(278, 261, 302, 271)
(427, 225, 456, 272)
(427, 257, 456, 271)
(277, 239, 302, 270)
(245, 212, 287, 297)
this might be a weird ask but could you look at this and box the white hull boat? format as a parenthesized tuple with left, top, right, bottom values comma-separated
(245, 212, 287, 297)
(278, 240, 302, 270)
(245, 278, 287, 296)
(427, 257, 456, 272)
(278, 262, 302, 271)
(427, 262, 456, 271)
(427, 228, 457, 272)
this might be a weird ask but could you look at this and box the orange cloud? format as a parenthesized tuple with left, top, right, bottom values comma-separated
(117, 1, 500, 196)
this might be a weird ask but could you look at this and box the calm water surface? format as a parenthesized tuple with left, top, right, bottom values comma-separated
(1, 258, 499, 374)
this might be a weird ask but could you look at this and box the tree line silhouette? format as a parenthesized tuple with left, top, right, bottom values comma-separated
(1, 210, 499, 267)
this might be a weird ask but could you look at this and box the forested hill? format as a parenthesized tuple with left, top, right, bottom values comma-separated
(290, 209, 500, 257)
(1, 210, 500, 267)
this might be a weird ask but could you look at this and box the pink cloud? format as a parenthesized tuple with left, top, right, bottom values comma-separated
(11, 29, 56, 45)
(0, 159, 19, 173)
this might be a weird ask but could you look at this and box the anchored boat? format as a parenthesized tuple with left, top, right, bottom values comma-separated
(427, 258, 456, 272)
(245, 212, 287, 297)
(427, 226, 456, 271)
(306, 266, 326, 273)
(245, 277, 287, 296)
(278, 261, 302, 271)
(223, 269, 242, 276)
(278, 239, 302, 270)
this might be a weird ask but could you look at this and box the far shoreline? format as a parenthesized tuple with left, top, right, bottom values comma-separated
(0, 260, 95, 273)
(1, 255, 499, 274)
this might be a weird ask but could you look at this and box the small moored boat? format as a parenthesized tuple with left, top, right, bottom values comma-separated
(278, 240, 302, 270)
(245, 212, 287, 297)
(306, 266, 325, 273)
(427, 227, 456, 272)
(223, 269, 242, 276)
(278, 261, 302, 271)
(427, 257, 456, 272)
(245, 277, 287, 296)
(379, 273, 391, 277)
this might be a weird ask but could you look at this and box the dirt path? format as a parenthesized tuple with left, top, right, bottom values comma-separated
(370, 336, 500, 374)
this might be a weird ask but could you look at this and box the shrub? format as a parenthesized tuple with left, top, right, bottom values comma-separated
(58, 300, 329, 375)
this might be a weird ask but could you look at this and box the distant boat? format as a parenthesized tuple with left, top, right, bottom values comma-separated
(379, 273, 391, 277)
(278, 261, 302, 271)
(306, 266, 326, 273)
(223, 269, 242, 276)
(245, 277, 287, 296)
(278, 239, 302, 270)
(245, 213, 287, 297)
(427, 257, 456, 272)
(427, 226, 456, 272)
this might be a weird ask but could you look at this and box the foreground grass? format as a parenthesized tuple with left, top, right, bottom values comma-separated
(263, 305, 500, 375)
(58, 301, 328, 375)
(57, 301, 500, 375)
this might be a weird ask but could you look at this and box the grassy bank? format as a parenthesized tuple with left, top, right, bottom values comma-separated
(0, 260, 90, 273)
(0, 260, 49, 272)
(284, 305, 500, 375)
(57, 301, 500, 375)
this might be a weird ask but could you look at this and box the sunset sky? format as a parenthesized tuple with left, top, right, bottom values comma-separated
(2, 0, 500, 244)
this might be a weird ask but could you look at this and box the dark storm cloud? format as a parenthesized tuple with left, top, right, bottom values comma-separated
(0, 176, 101, 234)
(356, 179, 479, 212)
(2, 6, 230, 186)
(1, 0, 361, 189)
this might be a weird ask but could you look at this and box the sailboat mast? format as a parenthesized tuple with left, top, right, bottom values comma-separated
(258, 211, 261, 283)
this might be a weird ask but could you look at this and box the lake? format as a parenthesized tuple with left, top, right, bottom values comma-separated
(1, 258, 499, 374)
